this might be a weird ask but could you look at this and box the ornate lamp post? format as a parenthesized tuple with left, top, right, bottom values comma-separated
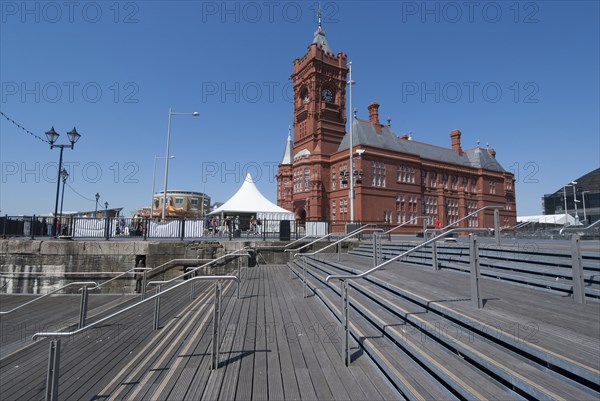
(59, 169, 69, 236)
(46, 127, 81, 237)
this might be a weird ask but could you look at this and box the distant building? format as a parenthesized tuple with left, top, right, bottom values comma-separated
(276, 18, 516, 232)
(141, 190, 211, 218)
(542, 168, 600, 224)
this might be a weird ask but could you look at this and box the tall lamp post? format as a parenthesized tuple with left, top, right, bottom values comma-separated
(347, 62, 356, 223)
(151, 155, 174, 218)
(104, 201, 109, 218)
(572, 181, 580, 224)
(162, 108, 200, 219)
(582, 190, 590, 223)
(46, 126, 81, 237)
(59, 169, 69, 236)
(94, 193, 100, 216)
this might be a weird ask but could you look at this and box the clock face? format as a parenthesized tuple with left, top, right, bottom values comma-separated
(322, 88, 333, 102)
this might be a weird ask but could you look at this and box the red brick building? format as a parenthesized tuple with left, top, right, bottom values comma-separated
(277, 21, 517, 232)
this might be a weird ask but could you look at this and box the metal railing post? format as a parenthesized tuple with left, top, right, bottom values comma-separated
(180, 218, 185, 241)
(377, 234, 382, 261)
(45, 338, 61, 401)
(432, 240, 439, 270)
(143, 218, 148, 241)
(341, 279, 349, 366)
(494, 208, 500, 246)
(303, 258, 308, 298)
(571, 234, 586, 304)
(141, 270, 147, 300)
(372, 235, 378, 267)
(79, 285, 89, 329)
(153, 284, 161, 330)
(211, 280, 222, 369)
(469, 235, 482, 309)
(2, 214, 7, 239)
(31, 215, 36, 239)
(337, 242, 341, 261)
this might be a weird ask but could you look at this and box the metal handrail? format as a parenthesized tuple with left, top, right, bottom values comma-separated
(325, 227, 492, 366)
(440, 205, 503, 232)
(297, 224, 381, 258)
(146, 258, 213, 275)
(90, 267, 151, 291)
(285, 232, 337, 255)
(560, 219, 600, 235)
(0, 281, 97, 315)
(258, 234, 313, 249)
(33, 275, 240, 400)
(32, 275, 239, 339)
(325, 228, 491, 282)
(382, 216, 427, 236)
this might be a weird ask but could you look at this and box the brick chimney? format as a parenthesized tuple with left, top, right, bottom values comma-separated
(368, 102, 381, 130)
(450, 129, 462, 155)
(488, 147, 496, 158)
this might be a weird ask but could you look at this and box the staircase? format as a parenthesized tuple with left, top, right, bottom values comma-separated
(288, 249, 600, 401)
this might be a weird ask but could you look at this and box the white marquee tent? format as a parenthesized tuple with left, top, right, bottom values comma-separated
(208, 173, 294, 221)
(517, 214, 581, 226)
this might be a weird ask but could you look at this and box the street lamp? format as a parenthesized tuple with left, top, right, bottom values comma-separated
(151, 155, 174, 219)
(582, 191, 590, 223)
(46, 126, 81, 237)
(162, 108, 199, 219)
(572, 181, 580, 224)
(347, 62, 356, 223)
(95, 193, 100, 216)
(58, 169, 69, 236)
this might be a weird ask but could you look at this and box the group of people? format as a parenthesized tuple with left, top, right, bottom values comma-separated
(204, 215, 262, 236)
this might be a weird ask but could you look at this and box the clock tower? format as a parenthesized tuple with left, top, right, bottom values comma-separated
(277, 13, 349, 220)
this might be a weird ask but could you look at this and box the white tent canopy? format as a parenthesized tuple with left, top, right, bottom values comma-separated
(517, 214, 580, 226)
(208, 174, 294, 221)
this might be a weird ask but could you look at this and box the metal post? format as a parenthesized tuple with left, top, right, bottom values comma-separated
(143, 217, 148, 241)
(45, 338, 61, 401)
(432, 240, 439, 270)
(303, 258, 308, 298)
(211, 280, 222, 369)
(79, 285, 89, 329)
(180, 218, 185, 241)
(153, 284, 161, 330)
(469, 235, 482, 309)
(337, 242, 341, 261)
(377, 234, 383, 261)
(2, 214, 6, 239)
(571, 234, 586, 304)
(372, 235, 378, 267)
(341, 279, 349, 366)
(494, 208, 500, 245)
(141, 270, 147, 300)
(31, 215, 36, 239)
(105, 215, 110, 241)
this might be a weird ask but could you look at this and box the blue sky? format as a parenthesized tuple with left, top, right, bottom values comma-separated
(1, 1, 598, 217)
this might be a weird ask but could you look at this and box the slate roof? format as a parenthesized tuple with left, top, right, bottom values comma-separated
(337, 119, 506, 172)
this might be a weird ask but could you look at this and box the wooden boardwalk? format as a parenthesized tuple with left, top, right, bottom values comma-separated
(0, 265, 400, 400)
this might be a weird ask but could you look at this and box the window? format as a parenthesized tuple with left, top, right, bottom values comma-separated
(429, 171, 437, 188)
(175, 198, 184, 205)
(304, 169, 310, 190)
(191, 198, 199, 205)
(372, 161, 386, 187)
(451, 176, 457, 190)
(332, 167, 336, 190)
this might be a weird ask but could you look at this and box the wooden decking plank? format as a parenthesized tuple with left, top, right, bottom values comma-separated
(277, 269, 334, 401)
(216, 272, 257, 401)
(234, 267, 259, 401)
(263, 266, 285, 401)
(266, 267, 302, 401)
(252, 266, 269, 401)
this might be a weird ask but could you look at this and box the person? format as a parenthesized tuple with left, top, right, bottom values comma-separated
(249, 215, 256, 234)
(434, 218, 441, 236)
